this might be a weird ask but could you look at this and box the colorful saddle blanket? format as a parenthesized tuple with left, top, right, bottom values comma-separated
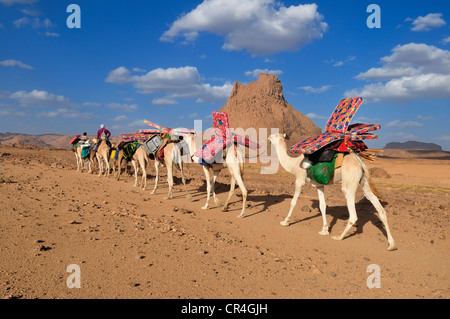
(194, 111, 260, 162)
(290, 97, 380, 155)
(81, 146, 90, 159)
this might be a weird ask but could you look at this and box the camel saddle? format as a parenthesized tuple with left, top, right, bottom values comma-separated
(290, 97, 380, 155)
(194, 111, 260, 163)
(154, 138, 180, 164)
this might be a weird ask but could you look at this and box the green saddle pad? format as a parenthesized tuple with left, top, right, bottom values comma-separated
(307, 154, 337, 185)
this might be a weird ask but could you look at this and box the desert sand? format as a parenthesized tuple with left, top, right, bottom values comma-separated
(0, 142, 448, 300)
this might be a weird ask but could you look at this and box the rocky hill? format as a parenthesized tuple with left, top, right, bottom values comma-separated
(220, 73, 321, 148)
(0, 133, 122, 150)
(0, 133, 73, 150)
(384, 141, 442, 151)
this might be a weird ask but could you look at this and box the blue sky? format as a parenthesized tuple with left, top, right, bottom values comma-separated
(1, 0, 449, 150)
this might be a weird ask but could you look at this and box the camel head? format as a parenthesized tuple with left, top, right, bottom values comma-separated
(185, 132, 200, 162)
(268, 132, 287, 146)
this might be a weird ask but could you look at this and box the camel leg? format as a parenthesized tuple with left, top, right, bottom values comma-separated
(74, 153, 80, 171)
(211, 169, 222, 207)
(105, 156, 110, 178)
(201, 166, 212, 210)
(151, 161, 160, 195)
(234, 172, 247, 218)
(88, 158, 92, 174)
(116, 152, 123, 181)
(362, 177, 397, 251)
(332, 178, 359, 241)
(165, 164, 174, 199)
(140, 159, 147, 190)
(116, 159, 121, 180)
(131, 160, 138, 187)
(179, 162, 192, 201)
(222, 175, 235, 213)
(280, 178, 305, 226)
(317, 186, 329, 235)
(97, 155, 103, 177)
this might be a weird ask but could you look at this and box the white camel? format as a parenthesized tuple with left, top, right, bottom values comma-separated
(73, 141, 94, 173)
(192, 138, 249, 218)
(268, 133, 397, 251)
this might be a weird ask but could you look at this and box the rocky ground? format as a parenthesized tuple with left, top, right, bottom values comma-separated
(0, 143, 448, 299)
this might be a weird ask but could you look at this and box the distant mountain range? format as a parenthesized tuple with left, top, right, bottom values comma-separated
(384, 141, 442, 151)
(0, 132, 121, 150)
(0, 132, 72, 149)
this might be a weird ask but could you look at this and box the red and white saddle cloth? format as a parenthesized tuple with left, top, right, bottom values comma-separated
(290, 97, 380, 155)
(194, 111, 260, 162)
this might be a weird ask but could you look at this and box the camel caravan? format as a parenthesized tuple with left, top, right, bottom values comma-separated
(69, 97, 397, 251)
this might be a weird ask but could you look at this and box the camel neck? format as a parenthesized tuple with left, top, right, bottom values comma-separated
(275, 138, 298, 174)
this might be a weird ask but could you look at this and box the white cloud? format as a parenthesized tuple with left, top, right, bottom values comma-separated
(299, 85, 333, 94)
(160, 0, 328, 56)
(0, 59, 33, 70)
(388, 132, 418, 141)
(0, 0, 37, 5)
(21, 8, 41, 16)
(106, 66, 233, 104)
(386, 120, 423, 128)
(106, 103, 138, 112)
(45, 32, 60, 37)
(113, 115, 128, 121)
(306, 113, 327, 120)
(152, 97, 178, 106)
(36, 108, 93, 120)
(345, 43, 450, 103)
(328, 56, 356, 67)
(13, 16, 55, 29)
(111, 119, 147, 132)
(105, 66, 131, 84)
(437, 135, 450, 142)
(0, 108, 28, 117)
(9, 89, 77, 107)
(82, 102, 102, 107)
(409, 13, 446, 32)
(417, 115, 433, 121)
(132, 67, 146, 73)
(245, 69, 283, 78)
(442, 36, 450, 45)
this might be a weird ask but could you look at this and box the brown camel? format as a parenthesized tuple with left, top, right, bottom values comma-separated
(151, 138, 191, 200)
(116, 137, 192, 200)
(94, 138, 111, 178)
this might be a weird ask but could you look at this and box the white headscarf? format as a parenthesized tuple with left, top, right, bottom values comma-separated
(100, 124, 105, 129)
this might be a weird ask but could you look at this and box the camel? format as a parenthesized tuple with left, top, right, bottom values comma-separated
(193, 139, 249, 219)
(73, 141, 94, 173)
(94, 138, 111, 178)
(151, 138, 191, 200)
(116, 146, 149, 189)
(115, 137, 191, 200)
(268, 133, 397, 251)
